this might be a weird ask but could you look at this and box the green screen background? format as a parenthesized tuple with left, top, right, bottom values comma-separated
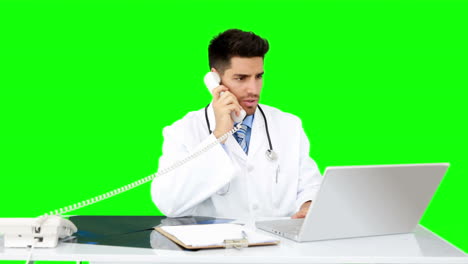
(1, 0, 467, 261)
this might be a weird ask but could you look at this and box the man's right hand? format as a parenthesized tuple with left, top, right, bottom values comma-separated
(211, 85, 243, 142)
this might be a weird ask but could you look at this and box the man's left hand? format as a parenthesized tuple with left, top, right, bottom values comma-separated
(291, 201, 312, 219)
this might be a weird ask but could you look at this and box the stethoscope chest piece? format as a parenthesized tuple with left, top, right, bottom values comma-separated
(265, 149, 278, 161)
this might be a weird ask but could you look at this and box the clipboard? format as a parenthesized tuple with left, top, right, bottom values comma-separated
(155, 224, 280, 249)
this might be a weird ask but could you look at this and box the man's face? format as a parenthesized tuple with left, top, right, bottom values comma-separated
(217, 56, 264, 116)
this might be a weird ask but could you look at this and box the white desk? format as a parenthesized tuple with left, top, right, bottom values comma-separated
(1, 225, 467, 263)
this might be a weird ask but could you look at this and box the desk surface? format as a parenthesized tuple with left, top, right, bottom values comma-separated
(1, 216, 467, 264)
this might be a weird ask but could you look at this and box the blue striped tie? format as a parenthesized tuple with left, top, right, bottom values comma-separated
(234, 124, 249, 154)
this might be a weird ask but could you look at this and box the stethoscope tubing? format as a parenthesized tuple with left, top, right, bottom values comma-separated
(204, 104, 274, 152)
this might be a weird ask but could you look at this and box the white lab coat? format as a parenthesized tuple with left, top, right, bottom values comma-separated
(151, 104, 322, 218)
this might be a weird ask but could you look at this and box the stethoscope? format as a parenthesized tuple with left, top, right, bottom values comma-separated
(205, 103, 279, 195)
(204, 103, 278, 162)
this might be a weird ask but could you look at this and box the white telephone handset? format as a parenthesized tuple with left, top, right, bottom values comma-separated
(204, 72, 246, 123)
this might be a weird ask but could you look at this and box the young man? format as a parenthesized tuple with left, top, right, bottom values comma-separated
(151, 29, 322, 219)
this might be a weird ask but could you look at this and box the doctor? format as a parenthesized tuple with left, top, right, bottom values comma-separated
(151, 29, 322, 219)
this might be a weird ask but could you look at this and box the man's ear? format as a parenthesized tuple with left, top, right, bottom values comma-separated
(211, 68, 223, 84)
(211, 68, 222, 77)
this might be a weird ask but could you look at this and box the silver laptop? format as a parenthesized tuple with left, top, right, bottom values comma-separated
(256, 163, 449, 242)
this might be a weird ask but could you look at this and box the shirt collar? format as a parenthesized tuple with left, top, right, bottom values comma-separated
(235, 114, 254, 129)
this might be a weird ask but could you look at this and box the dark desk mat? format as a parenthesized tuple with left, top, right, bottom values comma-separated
(68, 215, 231, 250)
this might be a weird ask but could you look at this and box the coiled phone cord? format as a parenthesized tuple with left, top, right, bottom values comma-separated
(42, 124, 242, 217)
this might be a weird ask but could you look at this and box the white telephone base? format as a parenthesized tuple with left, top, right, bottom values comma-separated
(0, 216, 77, 248)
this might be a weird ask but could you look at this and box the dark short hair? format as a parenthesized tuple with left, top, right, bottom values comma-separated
(208, 29, 269, 74)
